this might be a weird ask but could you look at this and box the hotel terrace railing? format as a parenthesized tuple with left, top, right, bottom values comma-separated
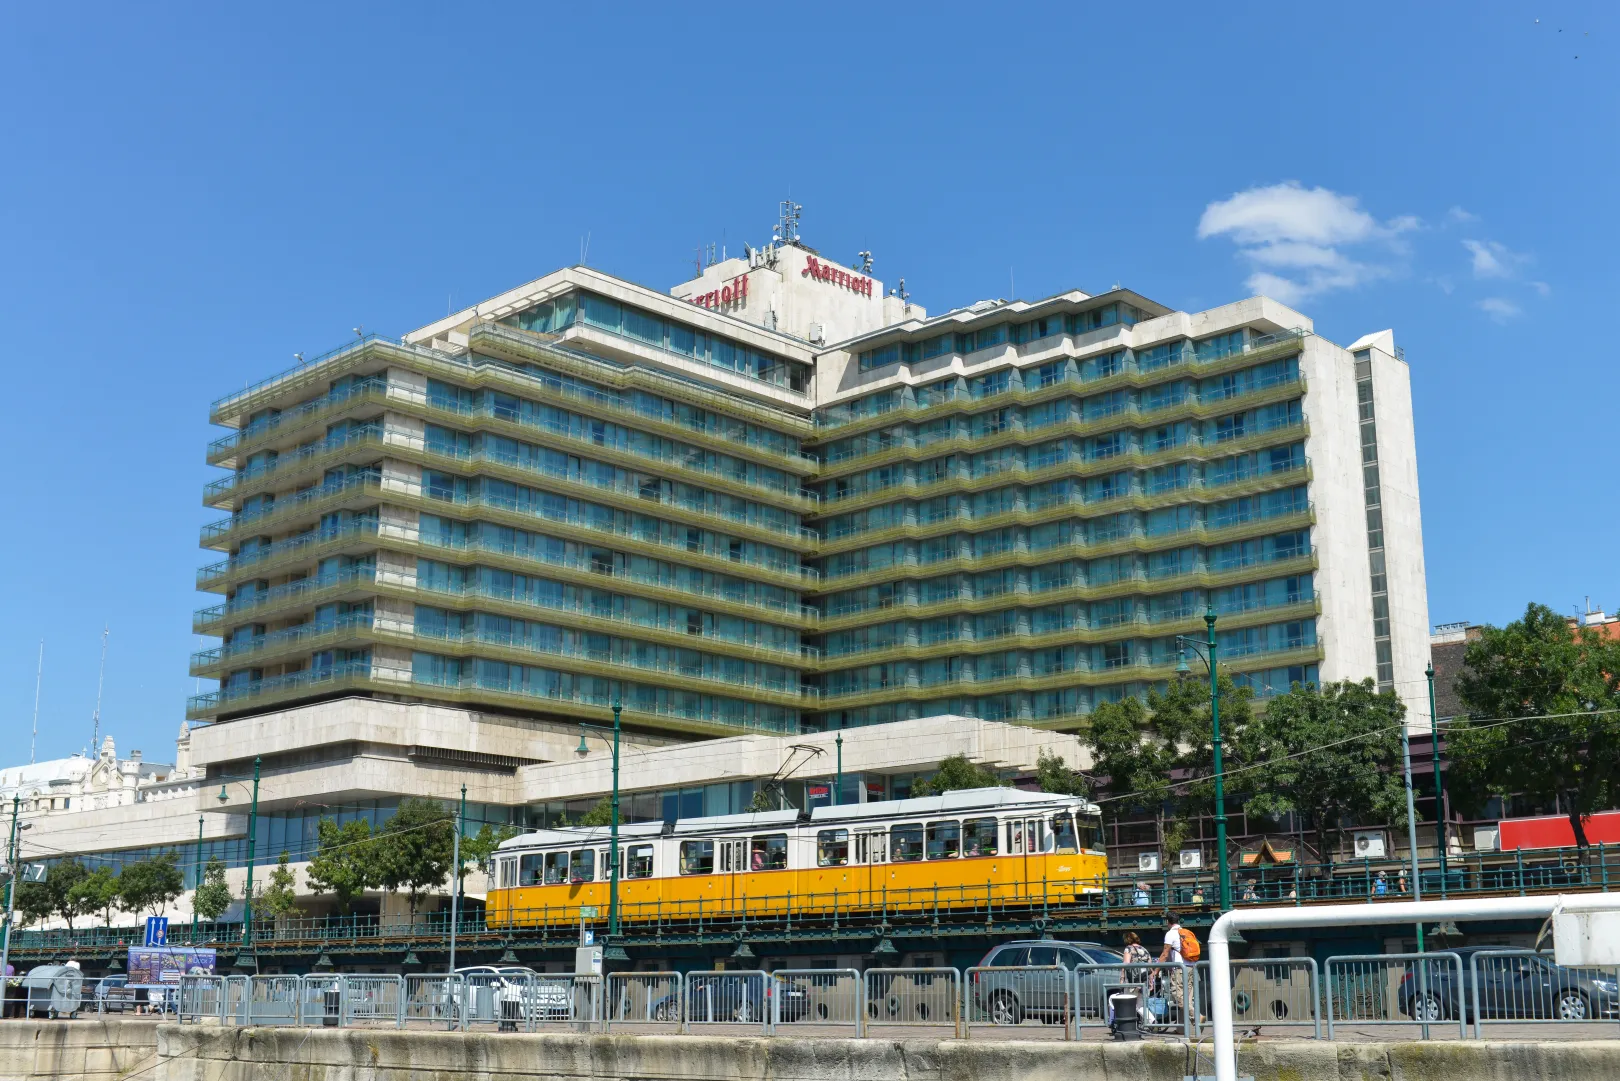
(810, 328, 1309, 433)
(194, 568, 817, 664)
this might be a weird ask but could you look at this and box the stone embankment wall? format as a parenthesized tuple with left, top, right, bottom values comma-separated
(3, 1022, 1620, 1081)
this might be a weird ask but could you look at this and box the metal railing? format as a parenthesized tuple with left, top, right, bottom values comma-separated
(1323, 952, 1465, 1040)
(606, 972, 684, 1031)
(681, 971, 772, 1034)
(1468, 949, 1620, 1037)
(963, 965, 1073, 1039)
(863, 967, 960, 1035)
(1217, 957, 1320, 1038)
(771, 969, 862, 1035)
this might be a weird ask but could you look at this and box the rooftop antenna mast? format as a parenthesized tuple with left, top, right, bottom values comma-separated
(776, 200, 802, 248)
(90, 626, 108, 754)
(30, 640, 43, 764)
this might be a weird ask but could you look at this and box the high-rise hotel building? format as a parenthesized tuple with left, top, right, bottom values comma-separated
(192, 217, 1428, 748)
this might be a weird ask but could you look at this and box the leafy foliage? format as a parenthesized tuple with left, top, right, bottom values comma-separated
(305, 817, 376, 914)
(572, 798, 613, 828)
(460, 824, 519, 880)
(1034, 750, 1089, 797)
(72, 866, 123, 927)
(118, 855, 185, 918)
(256, 851, 300, 921)
(191, 858, 233, 922)
(1235, 679, 1408, 861)
(372, 798, 455, 916)
(1449, 602, 1620, 849)
(909, 754, 1001, 797)
(746, 789, 779, 813)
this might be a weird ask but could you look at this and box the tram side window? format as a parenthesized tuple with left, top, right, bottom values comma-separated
(817, 829, 850, 867)
(963, 817, 999, 856)
(570, 848, 595, 883)
(680, 839, 714, 875)
(751, 834, 788, 870)
(598, 849, 611, 880)
(926, 820, 961, 859)
(544, 851, 570, 884)
(626, 844, 654, 879)
(1050, 814, 1079, 854)
(499, 858, 517, 888)
(520, 854, 544, 886)
(891, 823, 925, 862)
(1009, 819, 1048, 854)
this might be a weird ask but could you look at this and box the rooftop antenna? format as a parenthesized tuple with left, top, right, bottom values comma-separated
(777, 200, 802, 247)
(353, 326, 363, 339)
(293, 352, 305, 365)
(30, 640, 42, 764)
(858, 250, 873, 273)
(90, 626, 108, 755)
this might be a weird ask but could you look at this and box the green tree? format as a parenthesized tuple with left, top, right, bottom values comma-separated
(746, 789, 779, 812)
(1235, 679, 1408, 862)
(1449, 602, 1620, 851)
(256, 851, 301, 922)
(909, 754, 1001, 797)
(1034, 749, 1089, 796)
(306, 817, 376, 914)
(191, 858, 234, 922)
(572, 798, 613, 828)
(15, 877, 55, 928)
(373, 798, 455, 917)
(1083, 674, 1254, 863)
(72, 866, 123, 927)
(118, 855, 185, 919)
(41, 859, 92, 930)
(460, 824, 518, 886)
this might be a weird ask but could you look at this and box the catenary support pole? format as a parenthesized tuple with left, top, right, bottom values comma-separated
(1428, 664, 1449, 899)
(448, 784, 464, 973)
(240, 756, 261, 964)
(0, 797, 19, 986)
(1207, 607, 1231, 912)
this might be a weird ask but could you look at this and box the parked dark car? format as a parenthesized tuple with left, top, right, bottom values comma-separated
(650, 974, 808, 1024)
(1398, 947, 1619, 1022)
(971, 939, 1124, 1024)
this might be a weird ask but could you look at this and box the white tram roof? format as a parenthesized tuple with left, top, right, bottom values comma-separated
(496, 788, 1093, 852)
(811, 786, 1095, 825)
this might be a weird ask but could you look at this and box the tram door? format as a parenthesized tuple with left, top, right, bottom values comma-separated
(1008, 818, 1049, 902)
(717, 838, 746, 907)
(854, 830, 887, 909)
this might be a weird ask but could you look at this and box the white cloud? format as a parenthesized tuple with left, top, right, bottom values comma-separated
(1446, 206, 1480, 224)
(1476, 297, 1522, 323)
(1530, 280, 1552, 296)
(1198, 182, 1414, 303)
(1462, 239, 1531, 279)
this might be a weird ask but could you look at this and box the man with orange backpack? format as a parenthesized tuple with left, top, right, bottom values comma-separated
(1157, 912, 1200, 1015)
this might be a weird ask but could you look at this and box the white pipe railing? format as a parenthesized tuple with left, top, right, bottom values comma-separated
(1209, 893, 1620, 1081)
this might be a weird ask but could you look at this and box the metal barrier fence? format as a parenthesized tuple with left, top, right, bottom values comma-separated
(403, 974, 463, 1028)
(863, 967, 960, 1035)
(1324, 953, 1465, 1039)
(1218, 958, 1321, 1039)
(1072, 961, 1199, 1039)
(1468, 949, 1620, 1037)
(343, 975, 403, 1026)
(772, 969, 862, 1035)
(683, 971, 772, 1034)
(607, 972, 684, 1031)
(964, 965, 1073, 1039)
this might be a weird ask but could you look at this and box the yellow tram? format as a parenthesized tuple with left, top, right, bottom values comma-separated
(487, 787, 1107, 928)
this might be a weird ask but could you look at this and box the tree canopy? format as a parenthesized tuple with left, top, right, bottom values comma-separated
(909, 754, 1001, 797)
(118, 855, 185, 918)
(256, 851, 301, 921)
(1449, 602, 1620, 849)
(1034, 750, 1089, 796)
(73, 866, 123, 927)
(1234, 678, 1408, 861)
(192, 858, 233, 922)
(372, 798, 455, 916)
(305, 817, 376, 914)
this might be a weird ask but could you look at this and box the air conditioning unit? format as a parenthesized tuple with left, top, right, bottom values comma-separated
(1137, 851, 1161, 873)
(1352, 831, 1388, 859)
(1474, 826, 1500, 853)
(1178, 849, 1204, 870)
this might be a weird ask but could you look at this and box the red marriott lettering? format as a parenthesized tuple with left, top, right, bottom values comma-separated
(688, 272, 749, 310)
(802, 255, 874, 297)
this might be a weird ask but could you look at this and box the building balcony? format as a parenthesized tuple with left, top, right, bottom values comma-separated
(186, 663, 801, 738)
(812, 376, 1306, 479)
(810, 328, 1309, 437)
(191, 619, 812, 706)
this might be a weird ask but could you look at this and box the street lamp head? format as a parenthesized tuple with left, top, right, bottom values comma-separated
(217, 785, 230, 804)
(1175, 647, 1191, 677)
(575, 729, 590, 757)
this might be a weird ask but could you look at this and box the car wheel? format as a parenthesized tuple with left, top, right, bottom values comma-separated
(989, 992, 1022, 1026)
(1411, 992, 1445, 1022)
(1556, 990, 1589, 1021)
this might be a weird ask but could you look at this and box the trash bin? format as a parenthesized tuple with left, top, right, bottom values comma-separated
(22, 966, 84, 1019)
(323, 988, 341, 1026)
(498, 994, 521, 1032)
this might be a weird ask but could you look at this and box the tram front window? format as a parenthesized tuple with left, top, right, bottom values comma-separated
(1050, 814, 1079, 854)
(1076, 814, 1102, 853)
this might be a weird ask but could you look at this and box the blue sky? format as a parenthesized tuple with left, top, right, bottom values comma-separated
(1, 3, 1614, 762)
